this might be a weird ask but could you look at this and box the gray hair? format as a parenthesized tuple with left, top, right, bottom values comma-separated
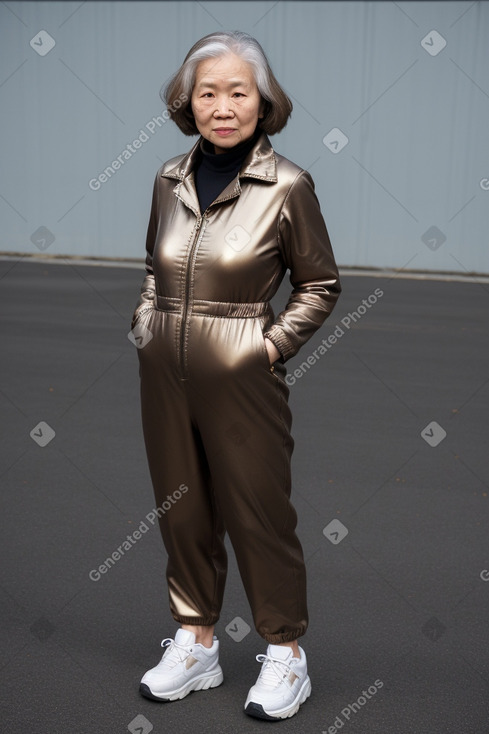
(161, 30, 293, 136)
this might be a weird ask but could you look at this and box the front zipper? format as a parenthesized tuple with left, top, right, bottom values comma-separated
(179, 215, 207, 379)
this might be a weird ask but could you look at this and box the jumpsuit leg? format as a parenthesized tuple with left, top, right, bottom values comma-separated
(136, 308, 227, 626)
(186, 314, 308, 644)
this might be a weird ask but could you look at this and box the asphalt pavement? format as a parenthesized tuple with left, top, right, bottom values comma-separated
(1, 257, 488, 734)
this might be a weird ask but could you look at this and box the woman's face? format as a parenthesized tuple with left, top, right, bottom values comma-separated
(191, 53, 265, 153)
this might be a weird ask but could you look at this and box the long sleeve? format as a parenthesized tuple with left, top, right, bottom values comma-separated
(131, 172, 159, 327)
(263, 169, 341, 362)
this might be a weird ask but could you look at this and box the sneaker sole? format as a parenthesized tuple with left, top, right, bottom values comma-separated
(244, 676, 311, 720)
(139, 668, 223, 702)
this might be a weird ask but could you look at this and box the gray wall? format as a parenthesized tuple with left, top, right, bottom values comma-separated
(1, 1, 488, 273)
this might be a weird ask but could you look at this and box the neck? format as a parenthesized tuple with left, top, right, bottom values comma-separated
(201, 128, 261, 159)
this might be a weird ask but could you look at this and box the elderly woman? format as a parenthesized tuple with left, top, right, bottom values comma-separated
(131, 30, 341, 721)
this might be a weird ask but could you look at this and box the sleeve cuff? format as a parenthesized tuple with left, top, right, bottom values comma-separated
(263, 326, 295, 362)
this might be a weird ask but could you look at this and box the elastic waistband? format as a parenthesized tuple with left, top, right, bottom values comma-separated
(155, 295, 271, 318)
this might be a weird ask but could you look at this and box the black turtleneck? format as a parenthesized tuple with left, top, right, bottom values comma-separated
(194, 127, 262, 214)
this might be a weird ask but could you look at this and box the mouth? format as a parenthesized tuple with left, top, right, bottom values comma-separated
(214, 128, 236, 135)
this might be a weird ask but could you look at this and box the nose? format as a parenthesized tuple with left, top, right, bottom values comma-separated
(213, 96, 234, 117)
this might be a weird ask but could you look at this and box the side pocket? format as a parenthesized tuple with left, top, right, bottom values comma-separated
(254, 319, 275, 373)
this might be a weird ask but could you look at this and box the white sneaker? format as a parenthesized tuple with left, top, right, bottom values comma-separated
(244, 644, 311, 720)
(139, 628, 223, 701)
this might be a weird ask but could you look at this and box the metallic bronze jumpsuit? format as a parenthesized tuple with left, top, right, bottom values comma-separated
(131, 130, 341, 644)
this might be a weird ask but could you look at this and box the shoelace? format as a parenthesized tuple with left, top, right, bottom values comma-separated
(255, 653, 299, 689)
(158, 637, 193, 670)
